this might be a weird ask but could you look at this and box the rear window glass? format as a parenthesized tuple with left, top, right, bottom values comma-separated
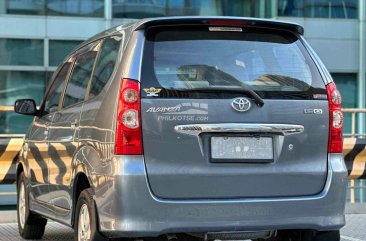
(141, 26, 326, 99)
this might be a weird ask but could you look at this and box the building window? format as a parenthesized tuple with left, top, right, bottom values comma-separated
(0, 112, 34, 134)
(278, 0, 304, 17)
(46, 0, 104, 17)
(0, 37, 83, 134)
(331, 73, 357, 134)
(0, 0, 45, 15)
(0, 71, 47, 106)
(112, 0, 275, 19)
(0, 0, 104, 17)
(278, 0, 358, 19)
(0, 71, 49, 134)
(0, 39, 44, 66)
(49, 40, 82, 67)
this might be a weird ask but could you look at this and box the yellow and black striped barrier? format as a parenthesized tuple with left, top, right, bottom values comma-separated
(0, 136, 365, 184)
(344, 137, 366, 179)
(0, 135, 24, 184)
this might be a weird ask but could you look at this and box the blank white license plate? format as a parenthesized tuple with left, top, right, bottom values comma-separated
(211, 136, 273, 161)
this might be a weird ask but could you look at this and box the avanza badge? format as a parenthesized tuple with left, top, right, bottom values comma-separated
(143, 87, 162, 97)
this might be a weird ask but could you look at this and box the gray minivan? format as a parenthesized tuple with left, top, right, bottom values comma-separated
(14, 17, 347, 241)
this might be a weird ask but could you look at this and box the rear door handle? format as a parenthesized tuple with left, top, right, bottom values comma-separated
(174, 123, 304, 136)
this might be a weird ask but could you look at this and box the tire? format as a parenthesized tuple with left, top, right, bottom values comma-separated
(17, 172, 47, 239)
(313, 230, 340, 241)
(74, 188, 107, 241)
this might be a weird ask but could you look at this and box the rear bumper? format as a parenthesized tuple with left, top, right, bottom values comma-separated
(95, 154, 347, 238)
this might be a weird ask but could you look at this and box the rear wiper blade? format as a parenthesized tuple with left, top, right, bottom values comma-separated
(172, 87, 264, 107)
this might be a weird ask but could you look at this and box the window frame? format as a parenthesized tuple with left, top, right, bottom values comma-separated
(86, 34, 124, 101)
(60, 40, 101, 109)
(38, 34, 121, 116)
(39, 57, 74, 116)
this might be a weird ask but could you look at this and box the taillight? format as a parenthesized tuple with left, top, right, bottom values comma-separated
(206, 20, 252, 26)
(326, 82, 343, 153)
(115, 78, 143, 155)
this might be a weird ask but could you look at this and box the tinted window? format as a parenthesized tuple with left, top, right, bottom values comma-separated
(63, 43, 99, 108)
(89, 36, 121, 98)
(44, 62, 71, 114)
(49, 40, 83, 66)
(0, 39, 43, 66)
(142, 27, 326, 99)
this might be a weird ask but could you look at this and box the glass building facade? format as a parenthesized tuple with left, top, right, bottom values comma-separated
(0, 0, 363, 134)
(278, 0, 358, 19)
(0, 0, 275, 18)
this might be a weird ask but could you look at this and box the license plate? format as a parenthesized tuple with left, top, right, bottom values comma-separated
(211, 136, 273, 162)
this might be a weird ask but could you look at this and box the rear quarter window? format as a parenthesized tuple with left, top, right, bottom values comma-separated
(89, 35, 122, 98)
(141, 26, 326, 99)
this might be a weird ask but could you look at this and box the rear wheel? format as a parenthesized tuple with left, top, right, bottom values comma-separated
(17, 172, 47, 239)
(74, 188, 107, 241)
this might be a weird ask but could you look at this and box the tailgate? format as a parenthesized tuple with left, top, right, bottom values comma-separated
(139, 23, 328, 199)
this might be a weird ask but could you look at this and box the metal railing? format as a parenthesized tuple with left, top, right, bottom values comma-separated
(343, 108, 366, 203)
(342, 108, 366, 138)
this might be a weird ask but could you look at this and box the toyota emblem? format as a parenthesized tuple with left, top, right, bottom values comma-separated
(231, 97, 251, 112)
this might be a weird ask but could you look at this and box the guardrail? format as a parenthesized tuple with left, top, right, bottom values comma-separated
(342, 108, 366, 180)
(342, 108, 366, 203)
(342, 108, 366, 138)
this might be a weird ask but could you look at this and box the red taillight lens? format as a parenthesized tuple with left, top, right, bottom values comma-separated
(206, 20, 252, 26)
(326, 82, 343, 153)
(115, 78, 143, 155)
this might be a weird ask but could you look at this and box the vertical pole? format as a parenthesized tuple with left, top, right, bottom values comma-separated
(271, 0, 277, 19)
(105, 0, 112, 29)
(358, 0, 365, 134)
(352, 112, 356, 137)
(358, 0, 366, 204)
(259, 0, 265, 18)
(350, 179, 355, 203)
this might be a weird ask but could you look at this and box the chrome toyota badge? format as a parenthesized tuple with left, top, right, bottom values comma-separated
(231, 97, 251, 112)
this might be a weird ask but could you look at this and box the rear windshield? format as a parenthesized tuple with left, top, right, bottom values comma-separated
(141, 26, 326, 99)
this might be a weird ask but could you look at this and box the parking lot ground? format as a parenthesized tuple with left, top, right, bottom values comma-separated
(0, 214, 364, 241)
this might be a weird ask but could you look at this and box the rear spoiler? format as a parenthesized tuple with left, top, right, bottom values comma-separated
(134, 17, 304, 36)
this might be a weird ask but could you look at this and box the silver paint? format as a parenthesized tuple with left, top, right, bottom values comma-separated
(16, 17, 347, 239)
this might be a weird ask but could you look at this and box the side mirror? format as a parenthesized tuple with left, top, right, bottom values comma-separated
(14, 99, 38, 116)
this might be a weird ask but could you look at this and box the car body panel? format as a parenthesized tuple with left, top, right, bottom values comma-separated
(47, 103, 82, 210)
(26, 114, 53, 204)
(141, 99, 329, 199)
(95, 153, 347, 238)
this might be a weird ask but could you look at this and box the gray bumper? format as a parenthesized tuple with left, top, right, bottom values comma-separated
(94, 154, 347, 238)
